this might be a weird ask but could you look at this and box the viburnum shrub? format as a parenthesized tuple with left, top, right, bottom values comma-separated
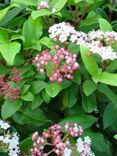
(33, 46, 80, 83)
(30, 122, 95, 156)
(0, 0, 117, 155)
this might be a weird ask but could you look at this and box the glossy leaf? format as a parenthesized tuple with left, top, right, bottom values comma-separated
(2, 99, 22, 119)
(45, 83, 62, 97)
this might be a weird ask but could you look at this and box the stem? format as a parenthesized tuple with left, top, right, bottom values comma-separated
(62, 133, 69, 142)
(46, 149, 54, 156)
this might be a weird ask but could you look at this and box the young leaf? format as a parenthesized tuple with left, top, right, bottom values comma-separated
(21, 92, 34, 101)
(31, 9, 52, 20)
(0, 42, 21, 66)
(80, 46, 100, 76)
(22, 18, 43, 48)
(2, 99, 22, 119)
(99, 18, 113, 32)
(45, 83, 62, 97)
(53, 0, 68, 12)
(93, 72, 117, 86)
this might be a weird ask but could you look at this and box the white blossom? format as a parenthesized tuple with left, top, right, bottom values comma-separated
(37, 1, 49, 10)
(63, 147, 72, 156)
(0, 119, 20, 156)
(49, 22, 117, 60)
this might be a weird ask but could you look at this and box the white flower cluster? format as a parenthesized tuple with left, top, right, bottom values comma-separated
(76, 136, 95, 156)
(37, 0, 49, 10)
(49, 22, 117, 60)
(63, 147, 72, 156)
(0, 119, 20, 156)
(49, 22, 76, 43)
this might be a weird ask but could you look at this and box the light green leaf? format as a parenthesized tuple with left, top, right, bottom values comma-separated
(11, 0, 38, 6)
(99, 18, 113, 32)
(53, 0, 68, 12)
(93, 72, 117, 86)
(21, 92, 34, 101)
(0, 42, 21, 65)
(45, 83, 62, 97)
(0, 28, 9, 43)
(22, 18, 43, 48)
(2, 99, 22, 119)
(38, 37, 54, 48)
(31, 9, 52, 20)
(80, 46, 100, 76)
(83, 80, 97, 96)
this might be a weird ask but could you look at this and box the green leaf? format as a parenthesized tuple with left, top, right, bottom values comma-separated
(74, 0, 83, 3)
(0, 42, 21, 65)
(21, 92, 34, 101)
(106, 60, 117, 72)
(63, 85, 78, 109)
(2, 99, 22, 119)
(11, 0, 38, 6)
(38, 37, 54, 48)
(13, 105, 48, 126)
(14, 54, 25, 66)
(41, 90, 50, 103)
(60, 114, 96, 129)
(80, 46, 100, 76)
(0, 28, 9, 43)
(53, 0, 68, 12)
(93, 72, 117, 86)
(114, 134, 117, 140)
(0, 7, 25, 26)
(82, 94, 96, 113)
(22, 18, 43, 48)
(31, 94, 43, 109)
(45, 83, 62, 97)
(68, 43, 79, 54)
(83, 80, 97, 96)
(30, 81, 47, 95)
(19, 136, 32, 153)
(84, 130, 112, 155)
(0, 4, 18, 21)
(103, 103, 117, 129)
(31, 9, 52, 20)
(20, 84, 30, 95)
(99, 18, 113, 32)
(98, 84, 117, 108)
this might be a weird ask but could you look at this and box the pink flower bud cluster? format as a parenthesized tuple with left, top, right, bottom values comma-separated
(0, 68, 22, 101)
(9, 68, 22, 82)
(65, 122, 83, 137)
(33, 46, 80, 83)
(30, 122, 95, 156)
(49, 22, 117, 60)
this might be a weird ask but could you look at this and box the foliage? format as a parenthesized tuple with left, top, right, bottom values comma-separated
(0, 0, 117, 155)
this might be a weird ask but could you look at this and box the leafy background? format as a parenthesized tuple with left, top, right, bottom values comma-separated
(0, 0, 117, 155)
